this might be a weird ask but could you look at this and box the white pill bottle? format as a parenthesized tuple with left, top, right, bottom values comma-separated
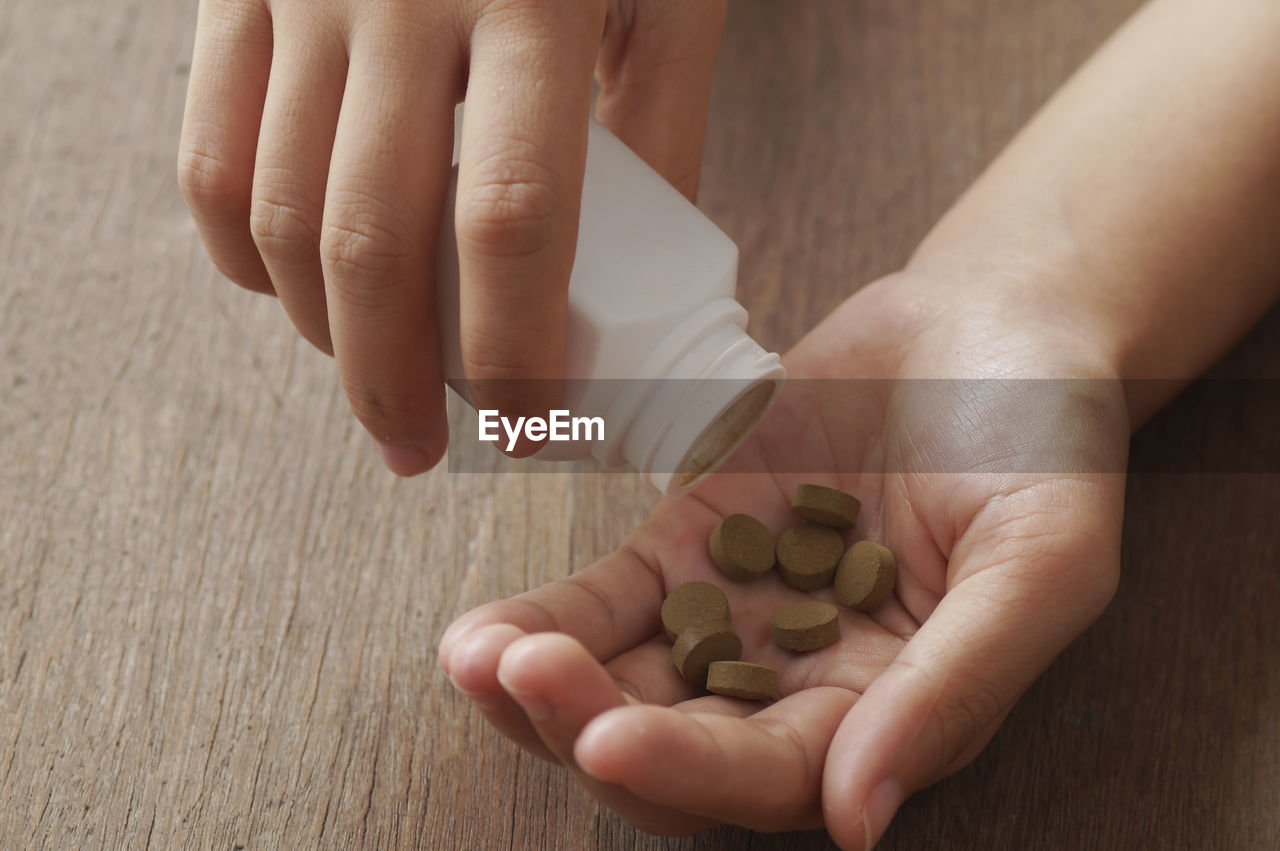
(436, 117, 785, 496)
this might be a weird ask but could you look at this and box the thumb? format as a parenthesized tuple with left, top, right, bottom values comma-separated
(595, 0, 728, 199)
(823, 477, 1122, 849)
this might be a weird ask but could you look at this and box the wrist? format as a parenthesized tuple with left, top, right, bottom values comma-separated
(903, 227, 1128, 375)
(903, 208, 1215, 430)
(896, 0, 1280, 427)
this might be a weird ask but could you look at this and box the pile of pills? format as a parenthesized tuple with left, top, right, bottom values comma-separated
(660, 483, 898, 702)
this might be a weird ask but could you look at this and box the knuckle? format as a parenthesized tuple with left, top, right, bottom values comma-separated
(344, 384, 434, 444)
(177, 143, 273, 293)
(930, 675, 1007, 776)
(176, 137, 248, 220)
(886, 655, 1009, 782)
(459, 326, 551, 382)
(477, 0, 571, 28)
(249, 185, 322, 266)
(319, 192, 416, 292)
(456, 164, 562, 261)
(177, 141, 247, 221)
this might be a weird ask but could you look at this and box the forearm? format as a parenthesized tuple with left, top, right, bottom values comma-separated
(908, 0, 1280, 426)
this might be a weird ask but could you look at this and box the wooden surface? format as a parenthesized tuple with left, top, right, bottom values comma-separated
(3, 0, 1278, 848)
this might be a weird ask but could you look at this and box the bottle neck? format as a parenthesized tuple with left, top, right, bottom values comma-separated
(607, 301, 786, 495)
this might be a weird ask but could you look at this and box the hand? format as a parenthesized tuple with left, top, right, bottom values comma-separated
(437, 270, 1129, 846)
(177, 0, 726, 474)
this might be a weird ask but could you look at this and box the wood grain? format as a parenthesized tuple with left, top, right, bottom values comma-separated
(2, 0, 1276, 848)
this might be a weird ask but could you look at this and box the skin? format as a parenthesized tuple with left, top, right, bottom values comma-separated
(440, 0, 1280, 846)
(439, 278, 1129, 841)
(177, 0, 727, 474)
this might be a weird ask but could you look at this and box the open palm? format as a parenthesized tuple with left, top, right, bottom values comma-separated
(439, 271, 1128, 848)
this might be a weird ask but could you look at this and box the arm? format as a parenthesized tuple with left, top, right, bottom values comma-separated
(910, 0, 1280, 424)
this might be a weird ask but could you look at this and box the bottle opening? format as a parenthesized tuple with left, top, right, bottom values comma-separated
(674, 379, 779, 490)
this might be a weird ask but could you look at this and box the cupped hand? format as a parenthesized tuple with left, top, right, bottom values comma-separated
(178, 0, 725, 473)
(438, 271, 1129, 847)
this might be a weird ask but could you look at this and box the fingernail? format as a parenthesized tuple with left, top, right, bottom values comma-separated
(377, 442, 429, 476)
(861, 778, 905, 848)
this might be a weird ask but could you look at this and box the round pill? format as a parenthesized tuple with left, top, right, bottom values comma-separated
(706, 661, 779, 701)
(776, 524, 844, 590)
(791, 483, 861, 529)
(661, 581, 731, 642)
(671, 620, 743, 687)
(708, 513, 776, 582)
(834, 541, 897, 611)
(771, 601, 840, 651)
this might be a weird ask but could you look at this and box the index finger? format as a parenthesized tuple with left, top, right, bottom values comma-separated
(438, 541, 667, 673)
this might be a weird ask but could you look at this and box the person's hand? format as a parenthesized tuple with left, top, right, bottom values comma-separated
(177, 0, 725, 474)
(437, 270, 1129, 846)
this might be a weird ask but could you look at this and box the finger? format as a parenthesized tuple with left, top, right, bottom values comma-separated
(452, 0, 604, 442)
(595, 0, 727, 198)
(496, 632, 629, 765)
(822, 477, 1123, 849)
(672, 695, 761, 718)
(248, 13, 347, 353)
(575, 687, 858, 832)
(321, 22, 460, 474)
(445, 623, 558, 763)
(498, 633, 714, 835)
(438, 541, 667, 669)
(178, 0, 274, 293)
(445, 629, 700, 765)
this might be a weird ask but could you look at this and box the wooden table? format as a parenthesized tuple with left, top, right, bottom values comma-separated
(3, 0, 1277, 847)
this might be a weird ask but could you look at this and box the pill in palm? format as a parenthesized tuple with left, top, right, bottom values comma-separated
(771, 601, 841, 651)
(790, 483, 861, 529)
(776, 523, 844, 590)
(661, 581, 731, 642)
(671, 620, 743, 687)
(834, 541, 897, 611)
(706, 661, 779, 701)
(708, 513, 776, 582)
